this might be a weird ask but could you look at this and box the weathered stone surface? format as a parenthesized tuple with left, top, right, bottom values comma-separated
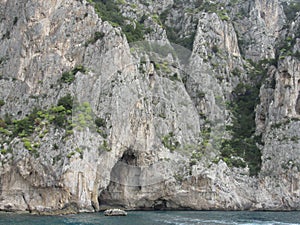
(104, 208, 127, 216)
(0, 0, 300, 213)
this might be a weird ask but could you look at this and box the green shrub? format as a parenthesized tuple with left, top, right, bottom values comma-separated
(199, 1, 226, 14)
(61, 71, 75, 84)
(173, 173, 184, 183)
(0, 118, 6, 128)
(67, 151, 75, 158)
(53, 113, 66, 127)
(13, 117, 33, 137)
(33, 142, 40, 148)
(217, 10, 230, 21)
(165, 26, 195, 50)
(191, 152, 202, 161)
(85, 31, 105, 46)
(231, 68, 241, 77)
(152, 14, 162, 26)
(95, 117, 106, 127)
(189, 159, 197, 167)
(61, 65, 87, 84)
(123, 23, 146, 43)
(97, 129, 108, 138)
(57, 94, 73, 110)
(162, 132, 180, 152)
(282, 0, 300, 21)
(212, 45, 219, 53)
(0, 149, 7, 154)
(0, 127, 10, 136)
(159, 9, 170, 23)
(169, 73, 181, 82)
(23, 139, 32, 151)
(90, 0, 149, 42)
(220, 60, 272, 176)
(72, 102, 94, 129)
(0, 99, 5, 107)
(100, 140, 111, 152)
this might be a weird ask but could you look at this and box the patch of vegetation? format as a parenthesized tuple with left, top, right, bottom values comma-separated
(122, 23, 148, 43)
(270, 118, 293, 129)
(76, 147, 83, 159)
(222, 156, 246, 168)
(22, 138, 33, 151)
(152, 14, 162, 26)
(222, 82, 262, 175)
(13, 17, 18, 25)
(51, 105, 70, 128)
(282, 0, 300, 21)
(198, 1, 222, 12)
(217, 9, 230, 21)
(0, 94, 74, 156)
(61, 65, 87, 84)
(99, 140, 111, 152)
(212, 45, 219, 54)
(95, 117, 106, 128)
(277, 36, 300, 60)
(0, 99, 5, 107)
(197, 1, 230, 21)
(95, 117, 107, 138)
(231, 68, 241, 77)
(220, 60, 275, 176)
(88, 0, 151, 42)
(57, 94, 73, 111)
(159, 9, 170, 23)
(20, 138, 40, 157)
(0, 96, 110, 158)
(85, 31, 105, 46)
(173, 173, 184, 183)
(159, 8, 196, 49)
(72, 102, 94, 129)
(190, 123, 213, 162)
(67, 151, 75, 159)
(0, 149, 7, 155)
(164, 26, 195, 50)
(0, 56, 8, 66)
(169, 73, 181, 82)
(197, 91, 206, 99)
(162, 132, 180, 152)
(12, 108, 41, 137)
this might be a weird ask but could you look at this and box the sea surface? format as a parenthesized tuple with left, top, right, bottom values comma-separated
(0, 211, 300, 225)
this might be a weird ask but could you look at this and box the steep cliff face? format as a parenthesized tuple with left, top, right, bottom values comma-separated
(0, 0, 300, 214)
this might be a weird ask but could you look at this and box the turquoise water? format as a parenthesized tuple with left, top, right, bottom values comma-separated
(1, 211, 300, 225)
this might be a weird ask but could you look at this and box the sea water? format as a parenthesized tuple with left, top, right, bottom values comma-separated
(1, 211, 300, 225)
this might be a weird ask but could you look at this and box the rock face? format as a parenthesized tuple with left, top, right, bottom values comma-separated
(0, 0, 300, 213)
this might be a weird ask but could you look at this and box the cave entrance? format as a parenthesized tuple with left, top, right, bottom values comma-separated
(98, 148, 142, 208)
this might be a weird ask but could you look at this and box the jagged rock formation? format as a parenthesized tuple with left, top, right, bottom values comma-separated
(0, 0, 300, 214)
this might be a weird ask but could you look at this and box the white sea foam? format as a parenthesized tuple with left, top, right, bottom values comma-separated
(155, 216, 300, 225)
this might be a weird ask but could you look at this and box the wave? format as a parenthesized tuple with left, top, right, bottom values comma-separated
(155, 215, 300, 225)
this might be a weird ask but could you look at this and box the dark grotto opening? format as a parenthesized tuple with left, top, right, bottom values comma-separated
(98, 148, 142, 209)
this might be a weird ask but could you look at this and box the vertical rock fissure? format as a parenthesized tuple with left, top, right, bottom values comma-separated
(295, 92, 300, 114)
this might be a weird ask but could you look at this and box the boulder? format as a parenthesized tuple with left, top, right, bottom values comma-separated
(104, 209, 127, 216)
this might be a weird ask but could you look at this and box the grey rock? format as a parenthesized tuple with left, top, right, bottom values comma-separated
(104, 208, 127, 216)
(0, 0, 300, 213)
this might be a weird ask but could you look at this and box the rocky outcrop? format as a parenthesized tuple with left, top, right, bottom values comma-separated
(104, 208, 127, 216)
(0, 0, 300, 214)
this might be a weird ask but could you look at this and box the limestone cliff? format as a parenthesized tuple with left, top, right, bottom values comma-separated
(0, 0, 300, 214)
